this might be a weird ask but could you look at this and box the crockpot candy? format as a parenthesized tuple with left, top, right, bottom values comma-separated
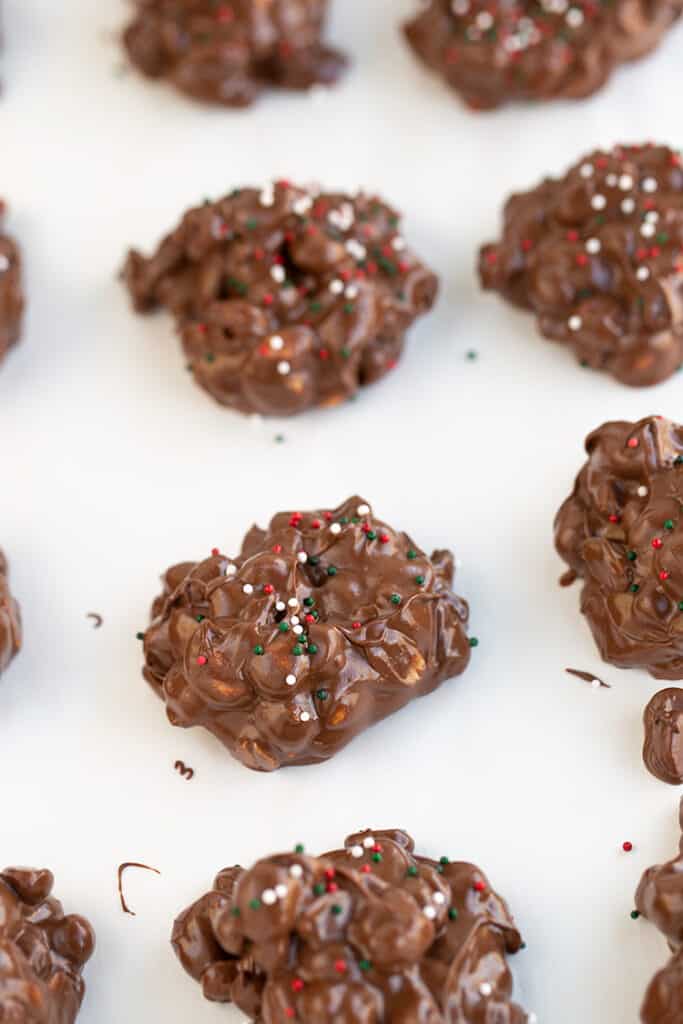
(480, 144, 683, 386)
(124, 182, 438, 416)
(0, 550, 21, 675)
(635, 800, 683, 1022)
(643, 687, 683, 784)
(0, 867, 95, 1023)
(172, 828, 530, 1022)
(404, 0, 683, 109)
(140, 496, 473, 771)
(555, 416, 683, 679)
(0, 203, 24, 365)
(123, 0, 346, 106)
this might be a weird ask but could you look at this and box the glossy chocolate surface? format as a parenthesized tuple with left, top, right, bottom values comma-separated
(141, 496, 472, 771)
(124, 182, 438, 416)
(0, 550, 21, 675)
(404, 0, 682, 110)
(480, 144, 683, 386)
(172, 828, 529, 1022)
(0, 867, 95, 1023)
(555, 417, 683, 679)
(644, 688, 683, 784)
(123, 0, 346, 106)
(636, 800, 683, 1022)
(0, 205, 24, 365)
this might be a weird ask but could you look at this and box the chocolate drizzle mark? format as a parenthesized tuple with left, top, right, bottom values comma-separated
(174, 760, 194, 781)
(86, 612, 103, 628)
(117, 862, 161, 917)
(565, 668, 611, 688)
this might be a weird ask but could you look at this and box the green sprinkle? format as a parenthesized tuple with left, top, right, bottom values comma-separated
(466, 350, 478, 361)
(246, 218, 258, 230)
(630, 584, 640, 593)
(309, 301, 322, 313)
(631, 910, 640, 920)
(293, 645, 303, 656)
(407, 550, 417, 560)
(136, 632, 145, 641)
(366, 531, 377, 541)
(279, 621, 290, 633)
(304, 597, 315, 607)
(196, 615, 205, 623)
(331, 905, 343, 916)
(665, 519, 675, 531)
(295, 843, 305, 854)
(676, 456, 683, 466)
(253, 645, 264, 655)
(205, 352, 215, 363)
(372, 853, 382, 863)
(406, 866, 418, 877)
(307, 644, 318, 655)
(313, 883, 325, 896)
(416, 575, 426, 585)
(359, 959, 372, 972)
(249, 899, 261, 910)
(448, 908, 458, 920)
(627, 551, 637, 561)
(344, 303, 355, 314)
(309, 556, 320, 566)
(341, 347, 351, 359)
(469, 637, 479, 648)
(231, 907, 241, 917)
(390, 594, 401, 605)
(327, 566, 338, 577)
(678, 602, 683, 612)
(440, 856, 450, 865)
(340, 517, 349, 525)
(316, 689, 329, 701)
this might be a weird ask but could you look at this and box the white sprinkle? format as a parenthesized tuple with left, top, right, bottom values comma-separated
(637, 485, 648, 497)
(269, 335, 284, 351)
(275, 884, 288, 899)
(293, 625, 303, 635)
(259, 187, 274, 208)
(293, 195, 313, 216)
(480, 983, 493, 997)
(423, 906, 437, 920)
(357, 504, 370, 516)
(350, 845, 364, 858)
(0, 254, 9, 274)
(346, 239, 367, 261)
(476, 10, 493, 28)
(568, 315, 583, 332)
(451, 0, 470, 13)
(242, 583, 254, 595)
(606, 174, 618, 188)
(621, 198, 636, 214)
(591, 679, 601, 690)
(528, 1015, 538, 1024)
(345, 285, 359, 300)
(297, 552, 308, 564)
(433, 892, 446, 905)
(225, 563, 237, 576)
(619, 174, 634, 191)
(566, 6, 584, 26)
(580, 165, 594, 180)
(300, 711, 311, 723)
(271, 265, 285, 284)
(330, 523, 342, 535)
(289, 864, 303, 879)
(591, 194, 607, 211)
(586, 238, 601, 254)
(277, 360, 291, 376)
(262, 889, 277, 905)
(286, 674, 297, 686)
(288, 598, 299, 608)
(636, 267, 650, 282)
(363, 836, 375, 849)
(645, 210, 659, 223)
(392, 236, 406, 251)
(290, 615, 300, 626)
(642, 177, 658, 193)
(329, 279, 344, 295)
(640, 222, 656, 238)
(276, 601, 286, 611)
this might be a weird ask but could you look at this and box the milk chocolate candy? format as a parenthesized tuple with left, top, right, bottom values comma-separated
(123, 0, 346, 107)
(123, 182, 438, 416)
(643, 688, 683, 784)
(0, 204, 24, 365)
(0, 867, 95, 1023)
(0, 550, 21, 675)
(172, 828, 529, 1022)
(636, 800, 683, 1022)
(404, 1, 683, 110)
(480, 144, 683, 387)
(141, 496, 473, 771)
(555, 416, 683, 679)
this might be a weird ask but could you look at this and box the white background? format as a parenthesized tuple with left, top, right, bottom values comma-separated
(2, 2, 683, 1021)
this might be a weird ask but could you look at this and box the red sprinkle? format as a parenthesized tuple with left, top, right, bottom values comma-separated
(211, 547, 220, 556)
(273, 544, 283, 554)
(659, 570, 670, 581)
(263, 584, 274, 595)
(627, 438, 639, 449)
(361, 864, 371, 874)
(291, 979, 304, 993)
(196, 655, 207, 666)
(352, 621, 362, 630)
(608, 515, 620, 524)
(576, 253, 589, 267)
(325, 868, 336, 879)
(473, 881, 486, 893)
(623, 842, 633, 852)
(334, 960, 347, 974)
(652, 538, 664, 550)
(379, 534, 390, 544)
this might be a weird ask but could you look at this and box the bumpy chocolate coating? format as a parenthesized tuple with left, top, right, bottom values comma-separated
(0, 205, 24, 365)
(0, 550, 21, 675)
(172, 828, 529, 1022)
(141, 496, 472, 771)
(404, 0, 683, 110)
(124, 182, 438, 416)
(555, 417, 683, 679)
(644, 688, 683, 784)
(636, 800, 683, 1022)
(123, 0, 346, 106)
(0, 867, 95, 1023)
(480, 144, 683, 386)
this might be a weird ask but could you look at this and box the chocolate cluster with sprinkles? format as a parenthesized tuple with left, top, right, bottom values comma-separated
(0, 203, 24, 366)
(123, 0, 346, 107)
(123, 181, 438, 416)
(171, 828, 529, 1022)
(404, 0, 683, 109)
(480, 144, 683, 386)
(555, 417, 683, 679)
(635, 800, 683, 1022)
(0, 867, 95, 1023)
(0, 550, 21, 677)
(140, 496, 473, 771)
